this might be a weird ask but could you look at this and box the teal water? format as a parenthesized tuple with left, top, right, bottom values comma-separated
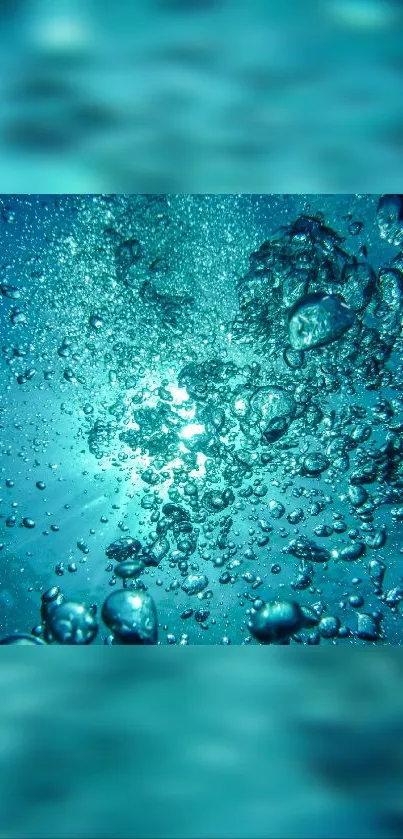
(0, 1, 402, 191)
(0, 192, 403, 645)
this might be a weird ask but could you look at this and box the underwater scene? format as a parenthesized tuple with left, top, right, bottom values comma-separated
(1, 192, 403, 646)
(0, 0, 402, 194)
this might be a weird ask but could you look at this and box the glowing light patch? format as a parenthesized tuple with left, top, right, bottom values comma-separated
(132, 596, 143, 609)
(125, 421, 140, 431)
(164, 457, 184, 470)
(34, 16, 91, 50)
(327, 0, 396, 28)
(168, 385, 189, 405)
(176, 405, 196, 420)
(179, 423, 205, 440)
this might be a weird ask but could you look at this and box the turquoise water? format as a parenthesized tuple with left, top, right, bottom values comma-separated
(1, 192, 403, 645)
(0, 1, 402, 191)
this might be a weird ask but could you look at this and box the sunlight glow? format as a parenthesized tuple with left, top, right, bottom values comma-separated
(234, 398, 247, 413)
(34, 16, 91, 50)
(327, 0, 396, 28)
(163, 457, 184, 470)
(179, 423, 205, 440)
(168, 385, 189, 405)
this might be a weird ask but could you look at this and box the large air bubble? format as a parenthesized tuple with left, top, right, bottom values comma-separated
(288, 292, 355, 350)
(249, 385, 296, 442)
(101, 590, 158, 645)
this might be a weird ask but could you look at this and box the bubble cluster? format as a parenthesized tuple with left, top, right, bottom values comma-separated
(1, 194, 402, 644)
